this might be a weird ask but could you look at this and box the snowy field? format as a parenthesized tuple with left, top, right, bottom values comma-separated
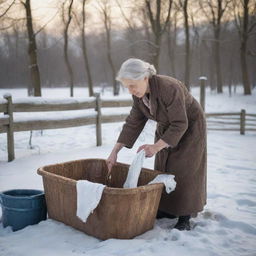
(0, 86, 256, 256)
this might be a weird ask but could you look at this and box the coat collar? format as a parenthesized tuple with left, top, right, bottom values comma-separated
(137, 75, 158, 120)
(148, 75, 158, 119)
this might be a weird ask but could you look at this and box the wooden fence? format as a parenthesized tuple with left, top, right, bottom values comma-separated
(206, 110, 256, 134)
(0, 94, 255, 162)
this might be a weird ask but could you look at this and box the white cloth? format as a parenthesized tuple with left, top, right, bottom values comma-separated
(123, 150, 176, 194)
(123, 150, 145, 188)
(149, 174, 176, 194)
(76, 180, 106, 223)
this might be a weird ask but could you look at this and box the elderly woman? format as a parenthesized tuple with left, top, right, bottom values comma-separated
(107, 58, 207, 231)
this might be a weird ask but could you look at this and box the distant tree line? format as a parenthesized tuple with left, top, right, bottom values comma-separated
(0, 0, 255, 96)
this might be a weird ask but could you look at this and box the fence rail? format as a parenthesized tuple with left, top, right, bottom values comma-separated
(206, 110, 256, 133)
(0, 94, 255, 162)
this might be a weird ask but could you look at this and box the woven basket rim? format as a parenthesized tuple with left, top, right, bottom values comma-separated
(37, 158, 165, 195)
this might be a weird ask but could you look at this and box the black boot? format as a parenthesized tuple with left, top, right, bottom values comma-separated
(174, 215, 191, 231)
(156, 210, 177, 219)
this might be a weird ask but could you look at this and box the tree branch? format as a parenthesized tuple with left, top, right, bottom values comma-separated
(145, 0, 156, 34)
(199, 0, 211, 23)
(162, 0, 173, 35)
(248, 20, 256, 34)
(34, 9, 59, 36)
(115, 0, 134, 31)
(0, 0, 15, 19)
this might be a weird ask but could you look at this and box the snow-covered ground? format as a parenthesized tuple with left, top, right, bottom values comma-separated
(0, 86, 256, 256)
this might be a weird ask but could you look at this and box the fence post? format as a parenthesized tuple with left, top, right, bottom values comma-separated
(4, 94, 15, 161)
(95, 93, 102, 146)
(240, 109, 246, 135)
(199, 76, 207, 111)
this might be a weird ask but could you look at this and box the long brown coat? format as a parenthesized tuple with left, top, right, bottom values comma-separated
(117, 75, 207, 216)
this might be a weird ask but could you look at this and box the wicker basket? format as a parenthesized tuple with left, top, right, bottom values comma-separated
(37, 158, 164, 240)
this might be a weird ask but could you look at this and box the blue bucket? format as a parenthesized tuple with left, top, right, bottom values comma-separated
(0, 189, 47, 231)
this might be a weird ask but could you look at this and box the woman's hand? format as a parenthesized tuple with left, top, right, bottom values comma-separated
(137, 144, 158, 157)
(106, 142, 125, 174)
(137, 139, 169, 157)
(106, 151, 117, 174)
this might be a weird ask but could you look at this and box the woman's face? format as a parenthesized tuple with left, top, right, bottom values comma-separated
(121, 77, 149, 98)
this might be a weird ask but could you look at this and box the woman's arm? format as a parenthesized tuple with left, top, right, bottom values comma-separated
(107, 97, 148, 172)
(138, 80, 188, 157)
(137, 139, 169, 157)
(117, 96, 148, 148)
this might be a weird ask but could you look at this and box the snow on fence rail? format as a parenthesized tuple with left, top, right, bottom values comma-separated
(0, 94, 255, 162)
(0, 94, 132, 161)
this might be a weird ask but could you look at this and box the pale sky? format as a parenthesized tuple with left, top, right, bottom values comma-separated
(1, 0, 187, 35)
(30, 0, 133, 35)
(1, 0, 236, 36)
(1, 0, 133, 35)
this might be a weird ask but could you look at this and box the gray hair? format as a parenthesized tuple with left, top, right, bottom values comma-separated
(116, 58, 156, 81)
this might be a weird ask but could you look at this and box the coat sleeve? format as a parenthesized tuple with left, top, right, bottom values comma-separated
(160, 83, 188, 148)
(117, 97, 148, 148)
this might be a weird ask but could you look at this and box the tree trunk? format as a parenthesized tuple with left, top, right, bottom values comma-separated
(103, 11, 118, 96)
(214, 28, 223, 93)
(63, 0, 74, 97)
(82, 0, 94, 97)
(240, 0, 251, 95)
(240, 41, 251, 94)
(13, 28, 20, 90)
(228, 47, 235, 96)
(145, 0, 172, 73)
(24, 0, 41, 96)
(142, 8, 152, 60)
(167, 20, 177, 77)
(184, 0, 190, 91)
(64, 32, 74, 97)
(106, 29, 118, 95)
(200, 39, 208, 77)
(153, 33, 161, 72)
(208, 44, 215, 91)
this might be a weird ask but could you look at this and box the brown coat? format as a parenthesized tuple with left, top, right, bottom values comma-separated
(117, 75, 207, 216)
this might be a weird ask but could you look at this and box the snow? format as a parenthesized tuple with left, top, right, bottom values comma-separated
(14, 111, 97, 122)
(0, 86, 256, 256)
(12, 97, 95, 105)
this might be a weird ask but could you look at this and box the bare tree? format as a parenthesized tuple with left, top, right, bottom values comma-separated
(21, 0, 42, 96)
(167, 4, 179, 77)
(145, 0, 172, 72)
(62, 0, 75, 97)
(81, 0, 93, 96)
(98, 0, 119, 95)
(178, 0, 191, 90)
(140, 6, 155, 59)
(115, 0, 138, 57)
(0, 0, 15, 19)
(199, 0, 231, 93)
(1, 1, 60, 94)
(190, 7, 200, 71)
(232, 0, 256, 95)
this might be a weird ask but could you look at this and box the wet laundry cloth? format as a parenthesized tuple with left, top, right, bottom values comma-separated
(149, 174, 176, 194)
(123, 150, 146, 189)
(123, 150, 176, 194)
(76, 180, 106, 223)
